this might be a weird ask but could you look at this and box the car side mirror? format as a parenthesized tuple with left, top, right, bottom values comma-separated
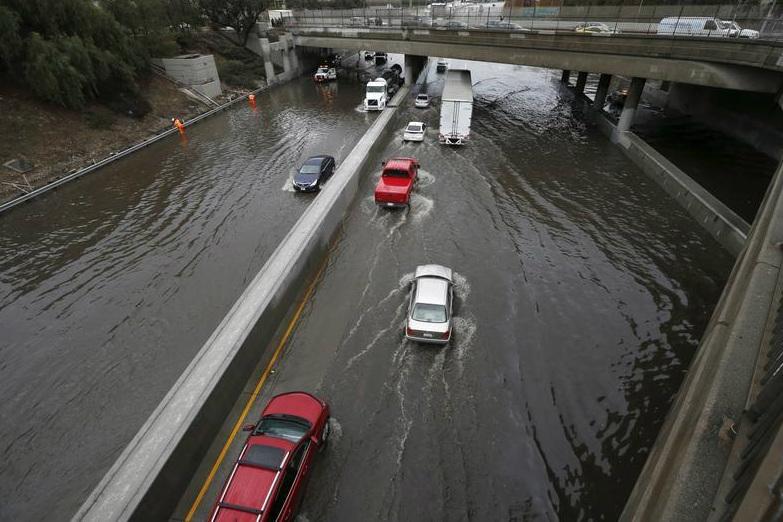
(311, 434, 320, 444)
(381, 161, 386, 166)
(242, 424, 256, 432)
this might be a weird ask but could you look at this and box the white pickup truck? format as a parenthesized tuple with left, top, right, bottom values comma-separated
(313, 66, 337, 82)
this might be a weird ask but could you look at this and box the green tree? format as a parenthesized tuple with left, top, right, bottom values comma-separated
(0, 0, 148, 111)
(198, 0, 266, 45)
(0, 5, 22, 68)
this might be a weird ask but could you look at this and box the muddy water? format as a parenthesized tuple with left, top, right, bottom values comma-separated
(0, 76, 371, 520)
(1, 58, 736, 521)
(268, 60, 734, 521)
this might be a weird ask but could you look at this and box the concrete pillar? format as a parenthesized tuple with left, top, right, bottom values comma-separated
(561, 70, 571, 84)
(289, 48, 300, 74)
(593, 73, 612, 109)
(282, 49, 292, 78)
(574, 71, 588, 94)
(259, 38, 277, 84)
(616, 77, 646, 134)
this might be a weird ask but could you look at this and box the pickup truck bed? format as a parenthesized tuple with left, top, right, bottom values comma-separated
(374, 157, 419, 208)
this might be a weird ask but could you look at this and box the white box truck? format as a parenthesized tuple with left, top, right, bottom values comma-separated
(439, 69, 473, 145)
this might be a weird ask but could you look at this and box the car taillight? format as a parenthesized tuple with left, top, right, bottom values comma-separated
(406, 326, 414, 336)
(440, 329, 450, 340)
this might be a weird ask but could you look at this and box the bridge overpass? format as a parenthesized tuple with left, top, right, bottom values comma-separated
(291, 26, 783, 93)
(287, 13, 783, 140)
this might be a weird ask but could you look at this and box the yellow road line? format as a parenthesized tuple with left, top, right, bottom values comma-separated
(185, 258, 329, 521)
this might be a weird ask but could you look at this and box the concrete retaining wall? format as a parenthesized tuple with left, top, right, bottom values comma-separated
(155, 54, 222, 99)
(72, 86, 410, 522)
(620, 159, 783, 522)
(594, 114, 749, 256)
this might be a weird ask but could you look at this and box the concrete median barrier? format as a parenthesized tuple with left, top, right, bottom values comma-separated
(72, 85, 410, 522)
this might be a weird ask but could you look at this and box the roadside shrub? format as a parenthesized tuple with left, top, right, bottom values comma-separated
(217, 58, 261, 89)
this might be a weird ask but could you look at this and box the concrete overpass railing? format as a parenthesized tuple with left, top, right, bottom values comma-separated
(286, 20, 783, 93)
(621, 159, 783, 521)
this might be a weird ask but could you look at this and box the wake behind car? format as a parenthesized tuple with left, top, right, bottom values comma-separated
(403, 121, 426, 142)
(406, 265, 454, 344)
(374, 157, 419, 207)
(209, 392, 330, 522)
(293, 155, 336, 192)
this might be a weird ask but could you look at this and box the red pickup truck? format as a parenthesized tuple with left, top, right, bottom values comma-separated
(374, 157, 419, 208)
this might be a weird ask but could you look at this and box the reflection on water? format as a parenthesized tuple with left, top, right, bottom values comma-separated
(297, 60, 733, 521)
(0, 75, 371, 520)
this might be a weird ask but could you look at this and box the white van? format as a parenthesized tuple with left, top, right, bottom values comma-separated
(656, 17, 759, 38)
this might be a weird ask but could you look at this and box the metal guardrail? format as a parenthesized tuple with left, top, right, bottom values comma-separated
(0, 86, 267, 215)
(280, 6, 783, 43)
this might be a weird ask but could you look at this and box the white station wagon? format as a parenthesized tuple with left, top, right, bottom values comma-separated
(405, 265, 454, 344)
(403, 121, 426, 142)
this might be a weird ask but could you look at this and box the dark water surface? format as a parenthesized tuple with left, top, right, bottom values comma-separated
(181, 60, 734, 522)
(0, 76, 371, 520)
(1, 58, 737, 521)
(633, 116, 777, 223)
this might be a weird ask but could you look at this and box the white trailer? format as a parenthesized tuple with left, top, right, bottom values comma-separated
(438, 69, 473, 145)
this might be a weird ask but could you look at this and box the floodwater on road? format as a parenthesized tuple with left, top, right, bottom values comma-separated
(178, 59, 734, 521)
(0, 75, 372, 520)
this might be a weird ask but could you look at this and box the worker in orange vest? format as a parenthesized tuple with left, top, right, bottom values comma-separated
(172, 117, 185, 133)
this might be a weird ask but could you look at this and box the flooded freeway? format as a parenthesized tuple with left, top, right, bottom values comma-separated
(176, 59, 734, 521)
(0, 76, 372, 520)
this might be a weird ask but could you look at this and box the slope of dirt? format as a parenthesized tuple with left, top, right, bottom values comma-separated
(0, 31, 268, 206)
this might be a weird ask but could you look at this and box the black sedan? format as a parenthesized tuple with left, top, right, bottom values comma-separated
(292, 155, 336, 192)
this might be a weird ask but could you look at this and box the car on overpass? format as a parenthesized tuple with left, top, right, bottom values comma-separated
(292, 155, 336, 192)
(574, 22, 620, 34)
(405, 265, 454, 344)
(208, 392, 330, 522)
(487, 20, 531, 32)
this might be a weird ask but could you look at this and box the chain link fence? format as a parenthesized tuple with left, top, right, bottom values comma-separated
(278, 3, 783, 42)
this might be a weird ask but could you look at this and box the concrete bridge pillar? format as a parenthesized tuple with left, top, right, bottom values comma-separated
(259, 38, 277, 85)
(404, 54, 427, 85)
(282, 40, 293, 78)
(560, 70, 571, 84)
(593, 73, 612, 109)
(286, 36, 300, 74)
(575, 72, 588, 94)
(616, 77, 646, 135)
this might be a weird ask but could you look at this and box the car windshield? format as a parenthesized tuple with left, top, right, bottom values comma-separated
(383, 169, 409, 177)
(255, 415, 311, 442)
(406, 124, 422, 132)
(412, 303, 447, 323)
(367, 85, 385, 93)
(417, 94, 427, 99)
(299, 164, 320, 174)
(316, 68, 328, 74)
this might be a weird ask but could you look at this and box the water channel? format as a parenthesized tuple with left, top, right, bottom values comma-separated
(1, 57, 743, 520)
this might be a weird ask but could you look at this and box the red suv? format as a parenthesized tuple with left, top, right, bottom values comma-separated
(209, 392, 330, 522)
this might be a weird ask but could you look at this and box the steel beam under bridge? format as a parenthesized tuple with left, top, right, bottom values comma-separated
(293, 30, 783, 93)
